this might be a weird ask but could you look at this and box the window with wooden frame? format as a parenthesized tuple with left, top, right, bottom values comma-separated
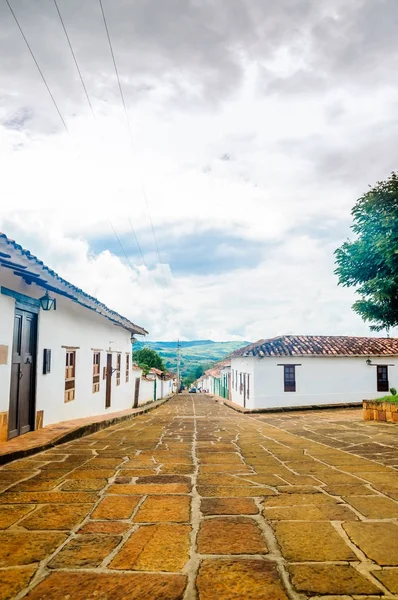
(232, 369, 234, 389)
(65, 350, 76, 402)
(126, 353, 130, 383)
(377, 365, 389, 392)
(284, 365, 296, 392)
(235, 370, 238, 391)
(247, 374, 250, 399)
(239, 372, 243, 394)
(93, 352, 100, 393)
(116, 353, 121, 386)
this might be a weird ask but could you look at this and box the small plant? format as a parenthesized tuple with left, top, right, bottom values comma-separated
(390, 387, 397, 396)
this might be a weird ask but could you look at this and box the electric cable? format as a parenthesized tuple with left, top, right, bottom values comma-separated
(50, 0, 156, 290)
(98, 0, 169, 287)
(5, 0, 69, 133)
(52, 0, 95, 117)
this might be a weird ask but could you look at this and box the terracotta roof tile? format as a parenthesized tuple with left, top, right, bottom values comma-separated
(234, 335, 398, 358)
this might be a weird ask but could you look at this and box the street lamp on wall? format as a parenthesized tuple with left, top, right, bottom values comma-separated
(39, 291, 56, 311)
(366, 359, 372, 366)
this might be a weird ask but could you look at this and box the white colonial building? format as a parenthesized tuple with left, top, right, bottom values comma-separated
(230, 335, 398, 411)
(133, 366, 176, 405)
(0, 233, 148, 441)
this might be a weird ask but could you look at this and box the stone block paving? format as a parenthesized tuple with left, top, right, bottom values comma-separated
(0, 395, 397, 599)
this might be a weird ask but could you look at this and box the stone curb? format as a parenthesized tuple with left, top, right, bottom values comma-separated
(0, 395, 174, 466)
(211, 395, 362, 414)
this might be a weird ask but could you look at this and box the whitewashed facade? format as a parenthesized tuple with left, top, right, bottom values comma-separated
(0, 234, 148, 441)
(230, 336, 398, 411)
(136, 369, 175, 405)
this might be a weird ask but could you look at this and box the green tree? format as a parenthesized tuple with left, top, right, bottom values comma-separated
(183, 376, 195, 388)
(334, 172, 398, 332)
(134, 347, 165, 375)
(194, 365, 204, 379)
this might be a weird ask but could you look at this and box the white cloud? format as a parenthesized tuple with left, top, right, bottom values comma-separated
(1, 0, 396, 341)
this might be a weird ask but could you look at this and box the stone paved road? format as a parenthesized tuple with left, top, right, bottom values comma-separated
(254, 407, 398, 467)
(1, 394, 398, 600)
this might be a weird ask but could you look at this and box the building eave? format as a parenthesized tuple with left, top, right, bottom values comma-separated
(0, 233, 148, 336)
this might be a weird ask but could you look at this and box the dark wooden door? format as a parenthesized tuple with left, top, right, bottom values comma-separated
(8, 309, 37, 439)
(105, 353, 112, 408)
(133, 377, 140, 408)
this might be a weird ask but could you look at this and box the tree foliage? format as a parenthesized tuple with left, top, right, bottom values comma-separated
(334, 172, 398, 332)
(194, 365, 204, 379)
(134, 347, 165, 375)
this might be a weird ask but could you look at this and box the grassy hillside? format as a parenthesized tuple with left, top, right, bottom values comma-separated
(133, 340, 249, 381)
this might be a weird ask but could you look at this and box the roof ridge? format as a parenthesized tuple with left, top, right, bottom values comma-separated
(233, 334, 398, 358)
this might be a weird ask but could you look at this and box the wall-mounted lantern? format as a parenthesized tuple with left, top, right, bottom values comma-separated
(366, 359, 372, 366)
(39, 291, 56, 311)
(43, 349, 52, 374)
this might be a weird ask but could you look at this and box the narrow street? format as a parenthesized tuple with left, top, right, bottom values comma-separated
(1, 394, 398, 599)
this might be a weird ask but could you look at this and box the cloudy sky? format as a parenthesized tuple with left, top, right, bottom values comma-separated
(1, 0, 397, 341)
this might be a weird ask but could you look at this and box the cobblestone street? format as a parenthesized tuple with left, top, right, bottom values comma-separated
(1, 394, 398, 599)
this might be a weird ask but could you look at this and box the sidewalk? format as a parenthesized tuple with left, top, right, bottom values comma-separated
(211, 394, 362, 414)
(210, 394, 251, 413)
(0, 396, 172, 465)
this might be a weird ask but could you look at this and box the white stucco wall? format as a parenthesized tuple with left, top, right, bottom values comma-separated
(156, 376, 163, 400)
(207, 376, 215, 394)
(36, 296, 135, 426)
(163, 378, 173, 397)
(138, 377, 155, 404)
(231, 355, 398, 410)
(156, 376, 173, 400)
(0, 293, 15, 413)
(220, 366, 231, 394)
(230, 357, 255, 409)
(0, 271, 139, 427)
(201, 376, 210, 392)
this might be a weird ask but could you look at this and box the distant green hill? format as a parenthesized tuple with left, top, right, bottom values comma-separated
(133, 340, 249, 382)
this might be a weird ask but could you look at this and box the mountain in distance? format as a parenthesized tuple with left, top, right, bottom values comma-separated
(133, 339, 250, 380)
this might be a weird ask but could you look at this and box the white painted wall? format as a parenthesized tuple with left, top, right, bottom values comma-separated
(201, 376, 210, 392)
(155, 376, 173, 400)
(207, 376, 215, 394)
(163, 378, 173, 397)
(137, 374, 173, 405)
(37, 296, 135, 426)
(156, 376, 163, 401)
(230, 357, 255, 409)
(138, 377, 155, 404)
(0, 271, 138, 427)
(231, 355, 398, 410)
(220, 366, 231, 393)
(0, 293, 15, 413)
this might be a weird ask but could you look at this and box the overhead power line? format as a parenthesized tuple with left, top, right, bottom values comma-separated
(128, 218, 147, 269)
(52, 0, 94, 117)
(108, 220, 138, 275)
(109, 220, 156, 291)
(5, 0, 69, 133)
(50, 0, 155, 290)
(98, 0, 169, 287)
(141, 184, 168, 285)
(128, 218, 156, 290)
(98, 0, 132, 137)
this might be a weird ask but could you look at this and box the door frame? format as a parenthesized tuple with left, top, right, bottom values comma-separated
(133, 377, 140, 408)
(105, 353, 112, 408)
(8, 298, 39, 439)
